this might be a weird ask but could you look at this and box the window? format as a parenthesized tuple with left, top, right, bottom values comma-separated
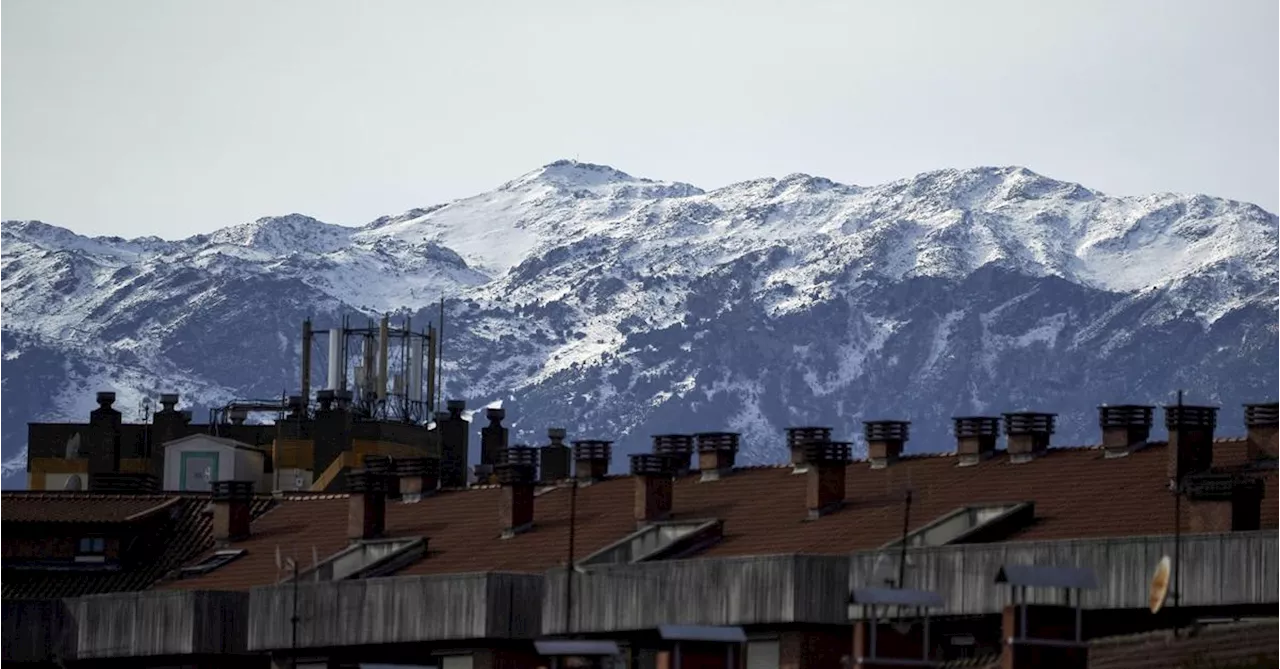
(179, 549, 246, 577)
(75, 537, 106, 563)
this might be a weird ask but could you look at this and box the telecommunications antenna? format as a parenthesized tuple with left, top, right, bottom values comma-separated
(1149, 555, 1172, 614)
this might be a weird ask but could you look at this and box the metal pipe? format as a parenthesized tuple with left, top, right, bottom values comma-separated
(897, 489, 912, 588)
(409, 330, 424, 402)
(327, 329, 342, 391)
(565, 479, 577, 636)
(301, 319, 312, 402)
(436, 298, 445, 409)
(426, 326, 437, 414)
(378, 315, 390, 401)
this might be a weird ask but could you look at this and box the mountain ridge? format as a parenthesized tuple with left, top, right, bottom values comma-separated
(3, 161, 1276, 487)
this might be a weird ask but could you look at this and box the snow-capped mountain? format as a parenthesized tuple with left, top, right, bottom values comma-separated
(3, 160, 1276, 487)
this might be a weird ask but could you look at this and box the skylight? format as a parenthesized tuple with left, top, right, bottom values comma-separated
(578, 519, 723, 567)
(284, 537, 426, 582)
(180, 549, 247, 577)
(881, 502, 1035, 549)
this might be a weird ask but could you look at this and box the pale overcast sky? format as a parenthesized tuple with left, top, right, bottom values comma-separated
(2, 0, 1276, 239)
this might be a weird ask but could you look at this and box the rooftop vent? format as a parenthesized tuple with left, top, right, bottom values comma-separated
(497, 447, 538, 538)
(1244, 402, 1278, 461)
(787, 427, 833, 466)
(573, 440, 613, 483)
(652, 434, 695, 476)
(864, 421, 909, 469)
(540, 428, 571, 483)
(1003, 413, 1055, 463)
(954, 416, 1000, 466)
(631, 454, 676, 524)
(695, 432, 739, 482)
(805, 441, 851, 519)
(1165, 405, 1218, 482)
(1099, 405, 1154, 458)
(395, 457, 439, 502)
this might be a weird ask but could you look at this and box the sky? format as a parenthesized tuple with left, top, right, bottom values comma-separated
(2, 0, 1277, 239)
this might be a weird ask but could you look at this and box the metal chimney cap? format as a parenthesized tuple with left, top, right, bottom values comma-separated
(159, 393, 179, 405)
(547, 427, 567, 440)
(486, 407, 506, 421)
(446, 399, 466, 411)
(95, 391, 117, 405)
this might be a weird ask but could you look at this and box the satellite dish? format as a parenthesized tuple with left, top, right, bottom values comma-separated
(1149, 556, 1172, 614)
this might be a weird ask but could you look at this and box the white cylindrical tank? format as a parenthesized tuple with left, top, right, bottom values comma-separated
(327, 328, 342, 390)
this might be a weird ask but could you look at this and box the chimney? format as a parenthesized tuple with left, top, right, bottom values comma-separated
(287, 395, 306, 420)
(1244, 402, 1278, 461)
(805, 441, 851, 519)
(1165, 404, 1217, 483)
(696, 432, 739, 482)
(1000, 603, 1088, 669)
(363, 454, 396, 499)
(151, 392, 189, 462)
(211, 480, 254, 544)
(1099, 405, 1154, 458)
(539, 428, 571, 482)
(573, 440, 612, 483)
(497, 447, 538, 538)
(652, 434, 694, 476)
(1183, 472, 1265, 533)
(864, 421, 909, 469)
(335, 389, 353, 411)
(480, 408, 509, 469)
(395, 457, 439, 502)
(346, 470, 388, 541)
(787, 427, 833, 468)
(87, 391, 122, 476)
(439, 400, 471, 488)
(228, 408, 248, 426)
(317, 389, 335, 412)
(1003, 413, 1056, 463)
(954, 416, 999, 466)
(631, 454, 675, 525)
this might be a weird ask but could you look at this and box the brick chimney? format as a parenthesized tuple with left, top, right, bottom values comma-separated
(347, 470, 389, 541)
(1244, 402, 1278, 461)
(87, 391, 122, 476)
(787, 427, 833, 468)
(1099, 405, 1154, 458)
(805, 441, 851, 519)
(1000, 604, 1088, 669)
(439, 400, 470, 488)
(497, 447, 538, 538)
(480, 407, 509, 469)
(211, 480, 254, 544)
(864, 421, 909, 469)
(1165, 404, 1217, 483)
(539, 428, 571, 482)
(1003, 413, 1056, 463)
(652, 434, 695, 476)
(395, 457, 438, 502)
(573, 440, 612, 483)
(631, 454, 675, 525)
(954, 416, 999, 466)
(1183, 472, 1265, 533)
(696, 432, 739, 482)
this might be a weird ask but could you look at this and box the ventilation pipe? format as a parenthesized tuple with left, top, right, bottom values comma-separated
(327, 328, 342, 391)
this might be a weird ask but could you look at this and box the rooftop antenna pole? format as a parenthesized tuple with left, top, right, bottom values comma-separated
(1172, 389, 1184, 621)
(291, 557, 300, 669)
(565, 478, 578, 637)
(897, 488, 913, 589)
(436, 297, 445, 409)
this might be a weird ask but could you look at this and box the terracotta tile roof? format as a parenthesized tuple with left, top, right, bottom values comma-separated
(167, 438, 1277, 591)
(1, 492, 274, 600)
(2, 493, 180, 523)
(1089, 619, 1279, 669)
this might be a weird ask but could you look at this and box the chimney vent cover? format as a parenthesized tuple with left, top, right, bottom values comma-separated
(695, 432, 740, 453)
(1003, 413, 1057, 436)
(630, 453, 676, 477)
(864, 420, 910, 442)
(1099, 405, 1154, 428)
(499, 446, 539, 468)
(1244, 403, 1278, 427)
(1163, 405, 1217, 429)
(573, 440, 613, 461)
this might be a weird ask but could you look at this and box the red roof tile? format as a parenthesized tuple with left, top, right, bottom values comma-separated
(1, 493, 180, 523)
(167, 438, 1278, 592)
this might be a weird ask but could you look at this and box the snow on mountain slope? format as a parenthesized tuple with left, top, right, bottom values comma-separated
(2, 160, 1276, 486)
